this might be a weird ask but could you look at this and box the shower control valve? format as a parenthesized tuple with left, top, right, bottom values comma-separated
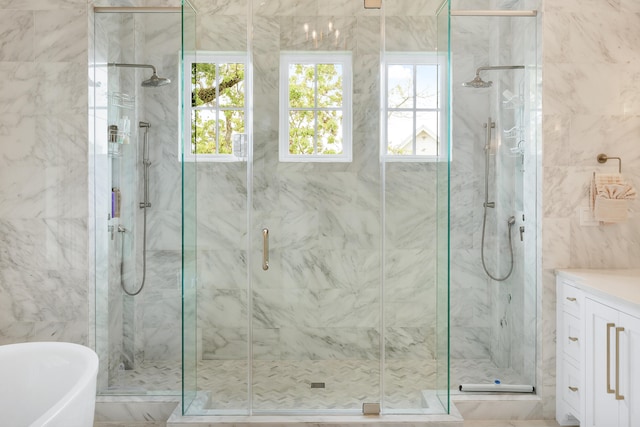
(519, 226, 525, 242)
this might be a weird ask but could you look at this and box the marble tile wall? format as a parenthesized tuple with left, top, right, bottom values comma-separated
(449, 10, 494, 361)
(0, 0, 89, 345)
(188, 4, 444, 410)
(137, 11, 183, 363)
(540, 0, 640, 419)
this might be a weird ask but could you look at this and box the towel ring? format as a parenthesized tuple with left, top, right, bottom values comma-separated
(597, 153, 622, 173)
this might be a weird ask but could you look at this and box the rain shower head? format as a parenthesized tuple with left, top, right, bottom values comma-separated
(463, 74, 492, 88)
(142, 72, 171, 87)
(108, 63, 171, 88)
(462, 65, 525, 88)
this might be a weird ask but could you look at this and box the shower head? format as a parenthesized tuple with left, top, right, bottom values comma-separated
(142, 72, 171, 87)
(462, 65, 525, 88)
(108, 63, 171, 88)
(463, 74, 493, 88)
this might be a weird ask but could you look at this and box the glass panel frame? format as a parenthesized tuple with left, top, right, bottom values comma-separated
(435, 0, 451, 413)
(93, 6, 185, 400)
(182, 0, 198, 414)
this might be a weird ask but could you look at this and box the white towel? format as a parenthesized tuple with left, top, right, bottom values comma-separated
(591, 172, 637, 223)
(591, 173, 622, 210)
(600, 183, 636, 200)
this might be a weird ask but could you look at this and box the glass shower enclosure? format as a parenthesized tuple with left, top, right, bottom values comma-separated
(90, 0, 541, 419)
(448, 0, 540, 393)
(180, 0, 451, 416)
(92, 3, 196, 396)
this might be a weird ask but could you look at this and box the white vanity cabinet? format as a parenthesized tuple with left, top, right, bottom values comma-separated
(556, 270, 640, 427)
(584, 300, 640, 427)
(556, 280, 584, 426)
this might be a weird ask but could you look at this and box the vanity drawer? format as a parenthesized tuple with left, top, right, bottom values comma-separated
(560, 282, 583, 318)
(563, 312, 582, 364)
(561, 359, 582, 419)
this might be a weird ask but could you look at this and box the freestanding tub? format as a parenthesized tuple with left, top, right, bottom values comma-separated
(0, 342, 99, 427)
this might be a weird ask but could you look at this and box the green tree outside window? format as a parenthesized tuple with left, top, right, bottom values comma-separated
(191, 61, 245, 155)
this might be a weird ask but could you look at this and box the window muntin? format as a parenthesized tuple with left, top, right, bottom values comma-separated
(184, 53, 247, 162)
(384, 53, 443, 160)
(279, 53, 352, 162)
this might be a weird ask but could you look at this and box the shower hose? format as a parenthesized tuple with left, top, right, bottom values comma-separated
(480, 117, 515, 282)
(120, 122, 151, 296)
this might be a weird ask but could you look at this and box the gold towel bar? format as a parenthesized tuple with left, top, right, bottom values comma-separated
(597, 153, 622, 173)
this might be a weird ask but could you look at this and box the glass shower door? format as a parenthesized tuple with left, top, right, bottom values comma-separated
(448, 3, 538, 393)
(182, 0, 451, 416)
(250, 0, 382, 412)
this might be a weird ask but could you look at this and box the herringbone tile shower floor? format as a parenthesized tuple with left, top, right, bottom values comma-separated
(107, 359, 527, 410)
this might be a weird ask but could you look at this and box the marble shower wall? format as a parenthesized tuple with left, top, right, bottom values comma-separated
(0, 0, 89, 345)
(137, 11, 183, 363)
(486, 7, 537, 381)
(540, 0, 640, 419)
(189, 0, 443, 368)
(92, 9, 183, 388)
(449, 10, 494, 361)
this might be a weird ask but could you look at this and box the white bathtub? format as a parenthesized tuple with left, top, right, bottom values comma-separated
(0, 342, 99, 427)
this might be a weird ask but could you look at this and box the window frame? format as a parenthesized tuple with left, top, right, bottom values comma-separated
(382, 52, 445, 162)
(279, 52, 353, 163)
(182, 51, 248, 163)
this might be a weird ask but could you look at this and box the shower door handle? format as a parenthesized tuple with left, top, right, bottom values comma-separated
(262, 228, 269, 271)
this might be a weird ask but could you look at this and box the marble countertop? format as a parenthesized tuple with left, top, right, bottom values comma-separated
(556, 269, 640, 310)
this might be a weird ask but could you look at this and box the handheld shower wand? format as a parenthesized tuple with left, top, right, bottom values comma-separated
(121, 121, 152, 297)
(480, 117, 515, 282)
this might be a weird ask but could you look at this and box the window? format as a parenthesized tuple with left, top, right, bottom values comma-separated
(384, 53, 444, 160)
(183, 52, 247, 162)
(279, 52, 352, 162)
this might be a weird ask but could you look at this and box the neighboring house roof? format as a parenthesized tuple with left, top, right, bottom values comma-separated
(396, 124, 438, 155)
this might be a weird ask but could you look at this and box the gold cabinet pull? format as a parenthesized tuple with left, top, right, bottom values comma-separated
(616, 326, 625, 400)
(262, 228, 269, 271)
(607, 323, 615, 394)
(568, 386, 578, 392)
(566, 297, 577, 302)
(568, 336, 578, 342)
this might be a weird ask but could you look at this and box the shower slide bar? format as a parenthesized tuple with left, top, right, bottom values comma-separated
(451, 10, 537, 17)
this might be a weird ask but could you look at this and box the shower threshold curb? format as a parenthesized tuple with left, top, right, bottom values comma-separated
(166, 413, 464, 427)
(166, 398, 465, 426)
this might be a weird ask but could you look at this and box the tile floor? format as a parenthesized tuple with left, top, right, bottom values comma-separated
(105, 358, 531, 412)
